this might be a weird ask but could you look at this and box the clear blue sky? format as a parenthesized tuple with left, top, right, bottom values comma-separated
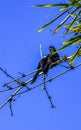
(0, 0, 81, 130)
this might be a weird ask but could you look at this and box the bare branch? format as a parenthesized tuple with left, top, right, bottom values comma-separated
(0, 57, 80, 110)
(0, 78, 32, 109)
(43, 74, 55, 108)
(9, 98, 14, 116)
(2, 55, 70, 86)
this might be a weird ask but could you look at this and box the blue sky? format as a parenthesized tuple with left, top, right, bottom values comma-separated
(0, 0, 81, 130)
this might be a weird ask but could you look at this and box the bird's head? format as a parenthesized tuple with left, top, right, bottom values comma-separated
(49, 46, 57, 54)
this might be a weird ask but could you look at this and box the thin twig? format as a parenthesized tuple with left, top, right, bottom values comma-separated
(40, 44, 43, 59)
(16, 62, 81, 96)
(9, 99, 14, 116)
(3, 55, 70, 86)
(40, 44, 55, 107)
(43, 74, 55, 108)
(3, 68, 42, 86)
(0, 78, 32, 109)
(0, 86, 21, 93)
(0, 62, 81, 109)
(0, 68, 24, 86)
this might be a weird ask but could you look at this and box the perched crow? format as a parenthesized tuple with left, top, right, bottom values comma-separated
(31, 46, 60, 84)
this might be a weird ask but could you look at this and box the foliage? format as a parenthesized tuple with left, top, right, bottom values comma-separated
(34, 0, 81, 65)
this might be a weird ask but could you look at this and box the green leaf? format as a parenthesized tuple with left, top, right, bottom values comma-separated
(33, 1, 81, 8)
(69, 24, 81, 33)
(70, 53, 78, 65)
(53, 15, 70, 33)
(65, 10, 81, 33)
(70, 46, 81, 65)
(63, 35, 81, 45)
(33, 4, 69, 8)
(69, 0, 78, 2)
(53, 7, 79, 33)
(60, 6, 67, 11)
(69, 0, 81, 6)
(59, 35, 81, 51)
(38, 7, 72, 32)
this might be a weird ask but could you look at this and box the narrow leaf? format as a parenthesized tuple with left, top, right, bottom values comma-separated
(63, 35, 81, 45)
(59, 35, 81, 51)
(70, 46, 81, 65)
(33, 4, 69, 8)
(53, 14, 71, 34)
(66, 10, 81, 33)
(53, 7, 79, 33)
(38, 7, 72, 32)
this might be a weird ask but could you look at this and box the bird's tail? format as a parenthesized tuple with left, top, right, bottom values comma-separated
(31, 72, 39, 84)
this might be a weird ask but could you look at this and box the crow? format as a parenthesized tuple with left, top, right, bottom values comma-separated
(31, 46, 60, 84)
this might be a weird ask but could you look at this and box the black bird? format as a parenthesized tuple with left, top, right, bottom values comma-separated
(31, 46, 60, 84)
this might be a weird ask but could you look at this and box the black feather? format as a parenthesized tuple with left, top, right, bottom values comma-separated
(31, 46, 60, 84)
